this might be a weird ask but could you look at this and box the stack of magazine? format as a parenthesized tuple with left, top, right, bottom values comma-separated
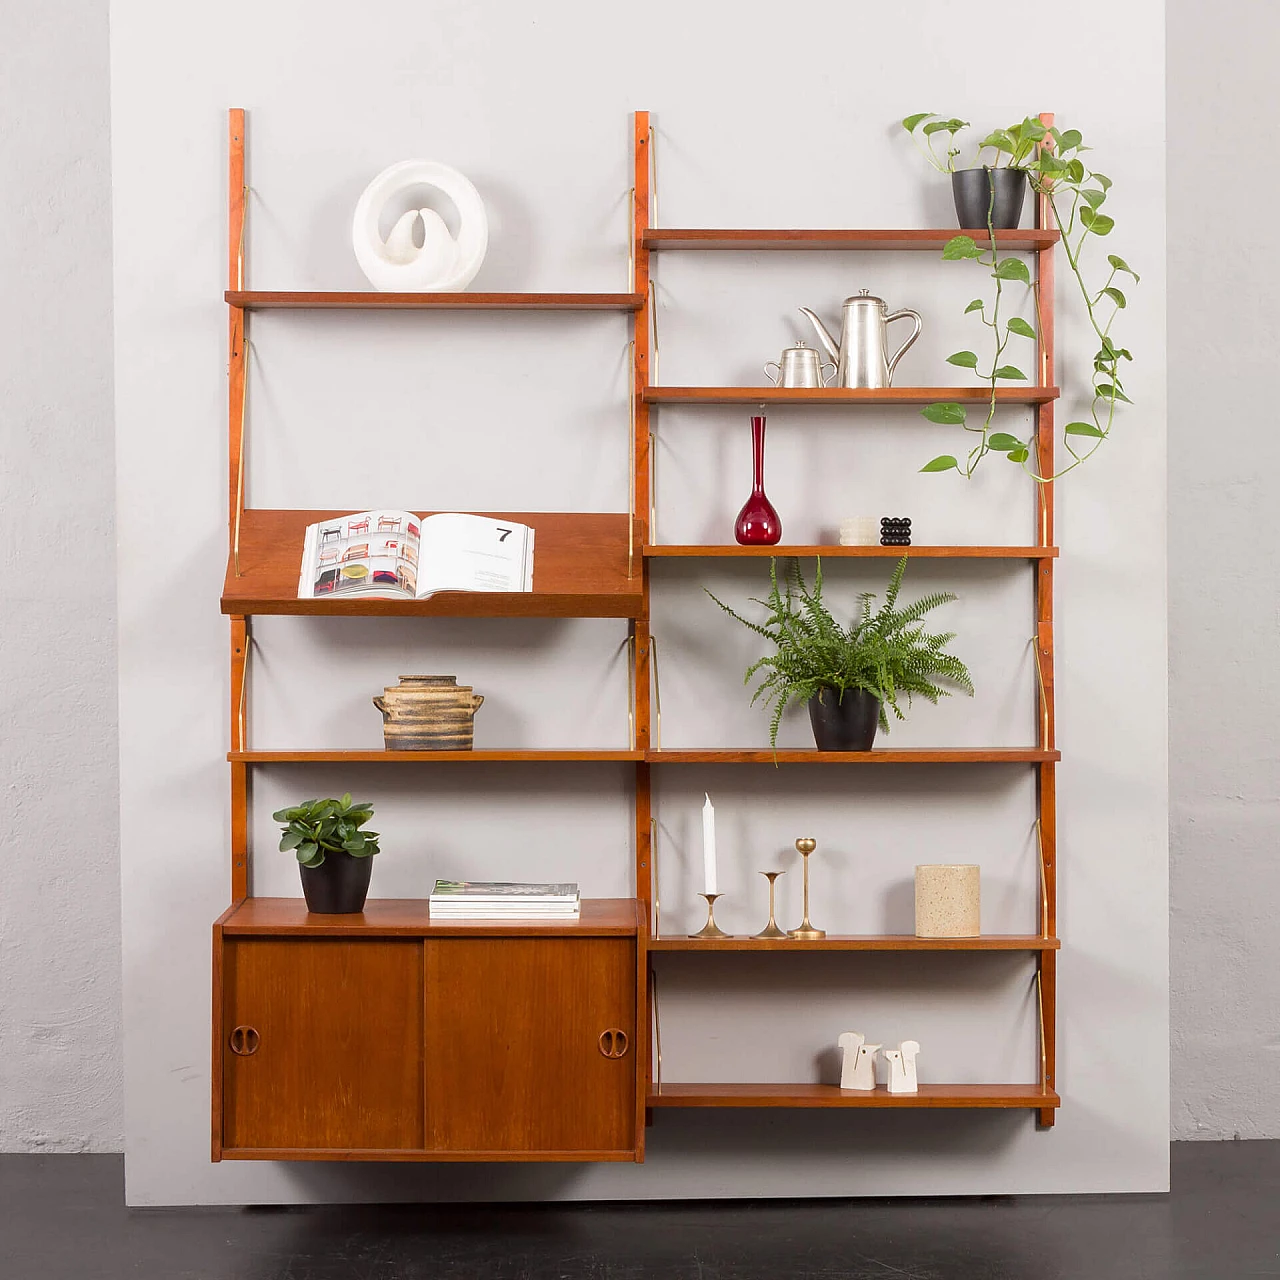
(429, 880, 581, 920)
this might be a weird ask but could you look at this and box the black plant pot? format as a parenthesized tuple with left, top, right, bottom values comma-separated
(300, 850, 374, 914)
(808, 687, 881, 752)
(952, 167, 1028, 230)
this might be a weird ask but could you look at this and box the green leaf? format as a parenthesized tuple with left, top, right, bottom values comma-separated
(979, 129, 1015, 154)
(988, 432, 1023, 451)
(1080, 207, 1115, 235)
(993, 365, 1028, 381)
(1006, 316, 1037, 339)
(946, 350, 979, 369)
(1064, 422, 1105, 437)
(993, 257, 1031, 283)
(1093, 172, 1113, 191)
(296, 841, 318, 862)
(271, 808, 292, 823)
(1080, 188, 1106, 209)
(1107, 253, 1140, 280)
(923, 119, 958, 136)
(920, 402, 967, 425)
(1067, 158, 1086, 184)
(903, 112, 933, 132)
(1102, 286, 1127, 309)
(1037, 154, 1069, 176)
(942, 235, 982, 260)
(1057, 128, 1083, 151)
(1008, 448, 1030, 463)
(280, 830, 303, 851)
(920, 455, 960, 473)
(340, 791, 352, 809)
(964, 298, 985, 314)
(1096, 383, 1133, 404)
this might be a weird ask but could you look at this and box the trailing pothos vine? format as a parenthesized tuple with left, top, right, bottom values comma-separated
(902, 114, 1140, 482)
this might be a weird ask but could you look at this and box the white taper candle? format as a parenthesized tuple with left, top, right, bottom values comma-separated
(702, 793, 717, 895)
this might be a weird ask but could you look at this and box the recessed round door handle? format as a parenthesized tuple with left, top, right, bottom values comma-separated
(229, 1025, 260, 1056)
(598, 1028, 629, 1059)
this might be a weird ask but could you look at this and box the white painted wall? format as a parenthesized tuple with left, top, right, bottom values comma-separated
(109, 0, 1168, 1204)
(1167, 0, 1280, 1140)
(0, 0, 122, 1151)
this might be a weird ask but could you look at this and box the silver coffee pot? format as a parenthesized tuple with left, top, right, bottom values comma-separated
(799, 290, 923, 389)
(764, 340, 836, 388)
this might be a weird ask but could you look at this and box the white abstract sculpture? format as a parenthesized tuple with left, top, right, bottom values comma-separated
(352, 160, 488, 292)
(839, 1031, 880, 1090)
(883, 1040, 920, 1094)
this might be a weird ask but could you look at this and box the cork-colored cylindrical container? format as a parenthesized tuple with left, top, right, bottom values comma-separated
(373, 675, 484, 751)
(914, 864, 981, 937)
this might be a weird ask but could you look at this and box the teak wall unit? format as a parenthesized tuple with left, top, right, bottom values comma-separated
(212, 108, 1060, 1164)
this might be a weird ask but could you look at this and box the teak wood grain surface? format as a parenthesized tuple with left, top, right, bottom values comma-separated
(423, 938, 637, 1157)
(221, 510, 643, 617)
(646, 1083, 1062, 1108)
(642, 228, 1061, 251)
(221, 939, 424, 1153)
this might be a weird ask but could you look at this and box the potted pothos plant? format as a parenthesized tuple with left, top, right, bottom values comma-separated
(707, 557, 973, 753)
(273, 793, 381, 914)
(902, 113, 1140, 483)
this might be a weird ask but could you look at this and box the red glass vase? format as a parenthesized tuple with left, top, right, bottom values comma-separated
(734, 414, 782, 545)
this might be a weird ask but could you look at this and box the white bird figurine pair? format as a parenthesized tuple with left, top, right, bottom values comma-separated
(838, 1032, 920, 1093)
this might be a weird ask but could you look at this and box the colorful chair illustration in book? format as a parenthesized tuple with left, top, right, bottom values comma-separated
(398, 542, 418, 566)
(372, 569, 399, 585)
(341, 543, 370, 562)
(398, 566, 417, 595)
(382, 540, 399, 555)
(377, 515, 402, 533)
(320, 526, 342, 544)
(318, 546, 339, 566)
(340, 563, 369, 580)
(407, 522, 420, 538)
(348, 517, 371, 535)
(314, 569, 339, 595)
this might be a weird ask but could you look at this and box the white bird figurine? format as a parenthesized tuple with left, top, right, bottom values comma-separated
(838, 1031, 865, 1089)
(884, 1040, 920, 1094)
(352, 160, 488, 293)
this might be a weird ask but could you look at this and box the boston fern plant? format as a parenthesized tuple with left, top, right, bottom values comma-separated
(707, 557, 973, 751)
(902, 113, 1139, 482)
(273, 793, 380, 868)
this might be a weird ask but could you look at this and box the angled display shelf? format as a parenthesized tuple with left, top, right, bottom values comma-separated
(229, 749, 643, 763)
(647, 935, 1059, 952)
(644, 749, 1059, 765)
(646, 1084, 1061, 1109)
(221, 509, 643, 618)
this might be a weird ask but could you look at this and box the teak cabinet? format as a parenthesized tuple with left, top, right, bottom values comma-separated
(214, 901, 641, 1161)
(214, 108, 1061, 1165)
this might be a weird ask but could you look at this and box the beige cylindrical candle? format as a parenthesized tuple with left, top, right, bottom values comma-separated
(914, 864, 980, 937)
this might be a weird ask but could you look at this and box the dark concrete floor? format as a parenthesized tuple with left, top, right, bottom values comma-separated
(0, 1142, 1275, 1279)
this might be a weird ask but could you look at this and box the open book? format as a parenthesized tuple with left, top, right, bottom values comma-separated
(296, 511, 535, 601)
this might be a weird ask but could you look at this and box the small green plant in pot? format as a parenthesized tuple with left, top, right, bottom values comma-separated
(273, 793, 380, 914)
(707, 557, 973, 754)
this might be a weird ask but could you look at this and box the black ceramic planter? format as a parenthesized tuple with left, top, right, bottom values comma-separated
(300, 850, 374, 914)
(808, 687, 881, 751)
(952, 167, 1028, 230)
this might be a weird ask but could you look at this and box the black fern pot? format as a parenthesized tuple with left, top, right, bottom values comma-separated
(300, 850, 374, 914)
(808, 687, 881, 752)
(952, 167, 1028, 230)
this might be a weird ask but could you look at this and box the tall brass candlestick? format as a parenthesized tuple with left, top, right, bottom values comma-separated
(690, 892, 729, 939)
(787, 837, 826, 940)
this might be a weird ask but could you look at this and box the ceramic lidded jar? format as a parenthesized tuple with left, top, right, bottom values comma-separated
(373, 675, 484, 751)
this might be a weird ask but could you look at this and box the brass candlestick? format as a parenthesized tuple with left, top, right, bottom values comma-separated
(690, 892, 729, 939)
(754, 871, 788, 939)
(787, 837, 826, 939)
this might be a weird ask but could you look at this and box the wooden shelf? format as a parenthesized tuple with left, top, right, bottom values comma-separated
(643, 386, 1059, 406)
(647, 1083, 1060, 1109)
(648, 934, 1059, 952)
(645, 749, 1059, 765)
(229, 750, 643, 763)
(643, 229, 1061, 252)
(218, 897, 642, 937)
(645, 545, 1058, 560)
(221, 509, 643, 618)
(226, 291, 644, 311)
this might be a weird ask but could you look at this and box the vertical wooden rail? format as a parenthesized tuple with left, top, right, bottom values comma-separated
(1034, 111, 1058, 1128)
(228, 110, 249, 903)
(632, 111, 655, 1140)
